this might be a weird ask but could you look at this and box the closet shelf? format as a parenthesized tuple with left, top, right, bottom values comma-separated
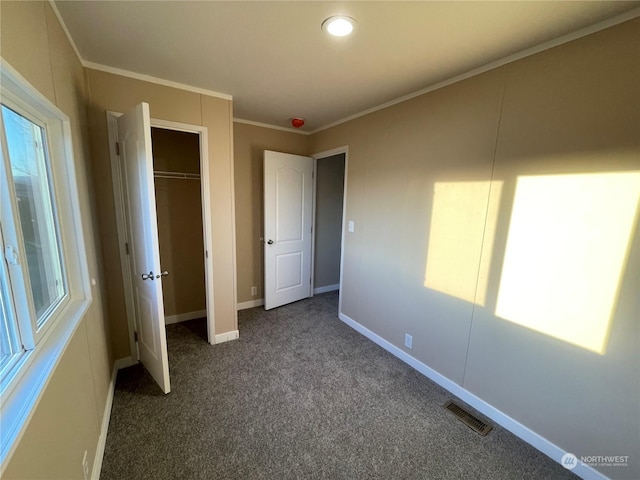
(154, 170, 201, 180)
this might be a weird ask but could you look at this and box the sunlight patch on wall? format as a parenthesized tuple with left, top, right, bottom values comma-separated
(424, 181, 502, 305)
(495, 172, 640, 355)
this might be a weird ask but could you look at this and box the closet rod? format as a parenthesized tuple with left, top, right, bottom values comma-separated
(153, 170, 201, 180)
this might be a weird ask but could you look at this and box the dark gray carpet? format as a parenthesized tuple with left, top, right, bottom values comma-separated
(100, 292, 577, 479)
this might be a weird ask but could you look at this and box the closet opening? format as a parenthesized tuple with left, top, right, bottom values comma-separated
(107, 109, 216, 387)
(151, 127, 208, 342)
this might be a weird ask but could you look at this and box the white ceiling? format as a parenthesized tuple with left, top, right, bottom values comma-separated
(54, 1, 638, 132)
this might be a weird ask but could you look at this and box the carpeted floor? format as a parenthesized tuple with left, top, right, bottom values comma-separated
(100, 292, 577, 479)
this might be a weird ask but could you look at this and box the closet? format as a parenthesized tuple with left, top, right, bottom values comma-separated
(151, 127, 207, 333)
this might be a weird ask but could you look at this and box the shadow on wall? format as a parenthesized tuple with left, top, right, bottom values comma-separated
(424, 162, 639, 356)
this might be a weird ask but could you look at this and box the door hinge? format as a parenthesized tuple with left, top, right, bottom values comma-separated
(205, 250, 208, 259)
(115, 142, 120, 156)
(134, 331, 138, 342)
(125, 242, 130, 255)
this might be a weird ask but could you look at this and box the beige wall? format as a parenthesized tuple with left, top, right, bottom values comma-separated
(1, 1, 112, 478)
(310, 18, 640, 480)
(152, 128, 206, 318)
(3, 3, 637, 478)
(85, 68, 237, 358)
(233, 122, 310, 304)
(314, 154, 345, 289)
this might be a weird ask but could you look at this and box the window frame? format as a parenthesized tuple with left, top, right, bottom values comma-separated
(1, 97, 71, 346)
(0, 59, 92, 470)
(0, 228, 23, 379)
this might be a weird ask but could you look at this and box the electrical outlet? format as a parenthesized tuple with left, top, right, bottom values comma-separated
(82, 450, 89, 480)
(251, 286, 257, 296)
(404, 334, 413, 349)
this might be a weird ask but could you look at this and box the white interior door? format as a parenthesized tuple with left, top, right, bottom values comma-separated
(117, 102, 170, 393)
(264, 150, 314, 310)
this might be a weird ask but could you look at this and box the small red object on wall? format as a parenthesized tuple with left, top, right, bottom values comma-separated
(291, 117, 305, 128)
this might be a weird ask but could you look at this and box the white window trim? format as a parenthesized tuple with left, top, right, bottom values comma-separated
(0, 58, 92, 471)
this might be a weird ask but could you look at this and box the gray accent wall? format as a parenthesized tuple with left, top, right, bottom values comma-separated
(314, 154, 345, 290)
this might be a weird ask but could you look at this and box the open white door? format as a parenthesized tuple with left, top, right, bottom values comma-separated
(117, 103, 170, 393)
(264, 150, 314, 310)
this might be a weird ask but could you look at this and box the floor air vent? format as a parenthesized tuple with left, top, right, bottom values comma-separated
(444, 401, 493, 436)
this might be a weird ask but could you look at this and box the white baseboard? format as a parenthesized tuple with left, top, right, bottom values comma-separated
(237, 286, 339, 309)
(215, 330, 239, 344)
(237, 299, 264, 310)
(337, 312, 608, 480)
(91, 358, 123, 480)
(237, 288, 340, 309)
(164, 309, 207, 325)
(113, 356, 135, 370)
(313, 284, 339, 295)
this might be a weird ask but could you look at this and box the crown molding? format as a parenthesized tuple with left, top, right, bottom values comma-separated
(309, 7, 640, 135)
(48, 0, 84, 64)
(49, 0, 233, 100)
(48, 1, 639, 136)
(83, 62, 233, 101)
(233, 118, 311, 136)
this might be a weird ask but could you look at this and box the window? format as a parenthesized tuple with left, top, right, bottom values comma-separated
(1, 101, 71, 379)
(0, 60, 91, 465)
(3, 105, 67, 328)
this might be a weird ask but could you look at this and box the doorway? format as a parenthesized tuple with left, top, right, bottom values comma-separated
(312, 152, 346, 297)
(107, 111, 216, 377)
(151, 128, 207, 337)
(261, 147, 347, 311)
(312, 148, 347, 316)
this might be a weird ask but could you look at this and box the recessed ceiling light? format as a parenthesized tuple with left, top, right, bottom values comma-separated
(322, 16, 357, 37)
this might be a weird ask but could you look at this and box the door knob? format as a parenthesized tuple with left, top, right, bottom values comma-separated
(141, 271, 154, 280)
(156, 271, 169, 279)
(267, 239, 274, 245)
